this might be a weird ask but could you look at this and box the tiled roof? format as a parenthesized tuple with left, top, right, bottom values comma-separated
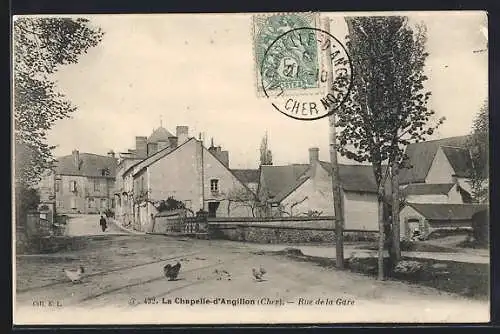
(148, 126, 174, 143)
(441, 146, 473, 178)
(319, 162, 384, 193)
(399, 136, 470, 184)
(54, 153, 117, 178)
(407, 203, 487, 221)
(125, 139, 190, 177)
(265, 162, 389, 204)
(231, 169, 260, 184)
(402, 183, 455, 196)
(259, 164, 309, 199)
(271, 176, 310, 203)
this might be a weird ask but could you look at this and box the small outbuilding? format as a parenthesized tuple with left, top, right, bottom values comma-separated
(399, 203, 488, 240)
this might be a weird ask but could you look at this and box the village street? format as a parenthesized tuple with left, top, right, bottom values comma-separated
(15, 215, 489, 324)
(64, 214, 128, 236)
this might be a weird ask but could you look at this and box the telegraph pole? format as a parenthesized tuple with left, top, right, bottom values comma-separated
(322, 17, 345, 269)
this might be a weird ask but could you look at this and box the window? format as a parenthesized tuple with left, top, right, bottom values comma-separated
(141, 176, 145, 192)
(88, 198, 95, 208)
(101, 198, 107, 209)
(210, 179, 219, 193)
(70, 180, 77, 192)
(94, 179, 100, 192)
(70, 197, 77, 209)
(55, 180, 60, 192)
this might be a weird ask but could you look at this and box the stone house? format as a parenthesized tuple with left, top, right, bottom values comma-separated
(113, 125, 190, 227)
(399, 136, 475, 196)
(257, 147, 388, 231)
(115, 128, 255, 231)
(42, 150, 117, 214)
(397, 136, 488, 234)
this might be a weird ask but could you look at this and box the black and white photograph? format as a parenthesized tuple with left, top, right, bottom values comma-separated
(12, 11, 489, 324)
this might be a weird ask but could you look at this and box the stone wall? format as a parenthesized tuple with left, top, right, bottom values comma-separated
(208, 217, 378, 244)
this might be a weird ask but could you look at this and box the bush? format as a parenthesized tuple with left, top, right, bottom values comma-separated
(157, 197, 185, 212)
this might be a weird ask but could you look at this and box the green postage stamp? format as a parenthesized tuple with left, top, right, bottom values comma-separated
(252, 12, 324, 97)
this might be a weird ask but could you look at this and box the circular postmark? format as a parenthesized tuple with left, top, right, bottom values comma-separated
(260, 27, 353, 121)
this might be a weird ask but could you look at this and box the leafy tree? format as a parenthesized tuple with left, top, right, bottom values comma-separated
(13, 17, 104, 188)
(336, 16, 445, 279)
(466, 100, 489, 203)
(156, 197, 186, 212)
(259, 132, 273, 166)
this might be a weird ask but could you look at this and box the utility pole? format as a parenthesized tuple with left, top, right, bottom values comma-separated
(322, 17, 345, 269)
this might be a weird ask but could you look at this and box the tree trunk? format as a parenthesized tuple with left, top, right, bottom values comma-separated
(377, 195, 385, 280)
(390, 160, 401, 265)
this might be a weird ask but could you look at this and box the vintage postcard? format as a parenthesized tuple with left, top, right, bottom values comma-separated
(12, 11, 489, 325)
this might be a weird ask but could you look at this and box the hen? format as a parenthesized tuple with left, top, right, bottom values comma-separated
(163, 262, 181, 281)
(252, 266, 266, 281)
(63, 266, 85, 283)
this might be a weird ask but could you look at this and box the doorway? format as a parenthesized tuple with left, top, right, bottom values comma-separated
(208, 202, 220, 218)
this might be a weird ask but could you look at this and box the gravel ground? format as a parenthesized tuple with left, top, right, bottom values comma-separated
(15, 233, 489, 325)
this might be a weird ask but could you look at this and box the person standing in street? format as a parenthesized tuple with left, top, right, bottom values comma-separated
(99, 215, 107, 232)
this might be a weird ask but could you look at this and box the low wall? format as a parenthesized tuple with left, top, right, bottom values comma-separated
(208, 217, 378, 244)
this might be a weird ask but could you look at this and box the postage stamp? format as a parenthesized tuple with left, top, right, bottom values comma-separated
(260, 26, 353, 120)
(252, 12, 322, 97)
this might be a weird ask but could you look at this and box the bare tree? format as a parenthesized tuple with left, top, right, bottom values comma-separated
(225, 187, 261, 217)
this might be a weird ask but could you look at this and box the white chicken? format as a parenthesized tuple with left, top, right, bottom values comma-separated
(63, 266, 85, 283)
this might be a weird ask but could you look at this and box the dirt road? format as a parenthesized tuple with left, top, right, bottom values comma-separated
(14, 233, 489, 324)
(65, 214, 127, 236)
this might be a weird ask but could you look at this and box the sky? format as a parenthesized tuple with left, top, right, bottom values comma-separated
(36, 11, 487, 169)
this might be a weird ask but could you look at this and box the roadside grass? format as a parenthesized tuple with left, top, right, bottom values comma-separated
(355, 240, 457, 253)
(456, 238, 489, 250)
(256, 248, 489, 301)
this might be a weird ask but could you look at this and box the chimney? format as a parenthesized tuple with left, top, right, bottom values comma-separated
(309, 147, 319, 183)
(219, 150, 229, 168)
(107, 150, 115, 159)
(72, 150, 80, 170)
(147, 142, 158, 156)
(135, 136, 147, 159)
(309, 147, 319, 165)
(168, 136, 178, 148)
(176, 126, 189, 144)
(157, 140, 168, 151)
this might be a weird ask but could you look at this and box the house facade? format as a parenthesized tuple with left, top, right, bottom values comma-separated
(398, 136, 478, 200)
(397, 136, 488, 235)
(399, 203, 487, 239)
(258, 148, 382, 231)
(114, 127, 255, 231)
(40, 150, 117, 214)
